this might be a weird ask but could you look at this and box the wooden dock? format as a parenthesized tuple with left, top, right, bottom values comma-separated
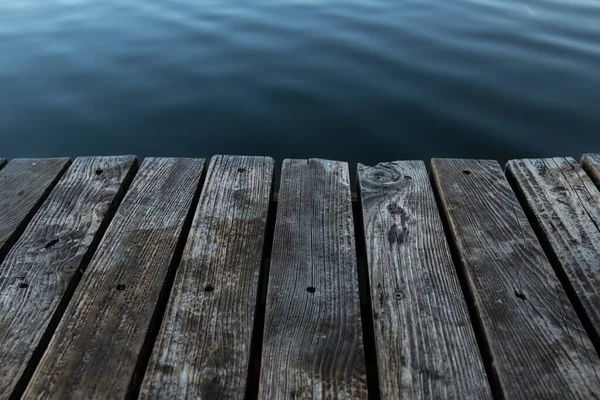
(0, 154, 599, 399)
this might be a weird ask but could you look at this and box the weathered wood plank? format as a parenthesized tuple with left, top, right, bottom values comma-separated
(259, 159, 367, 399)
(358, 161, 492, 399)
(581, 153, 600, 188)
(0, 158, 71, 261)
(507, 157, 600, 349)
(23, 157, 205, 399)
(431, 158, 600, 399)
(0, 156, 137, 398)
(139, 155, 274, 399)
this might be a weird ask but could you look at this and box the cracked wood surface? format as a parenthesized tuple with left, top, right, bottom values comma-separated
(431, 158, 600, 399)
(507, 157, 600, 350)
(0, 153, 597, 399)
(0, 158, 71, 262)
(582, 153, 600, 186)
(259, 159, 368, 399)
(23, 158, 205, 399)
(0, 156, 137, 398)
(140, 155, 273, 399)
(358, 160, 492, 399)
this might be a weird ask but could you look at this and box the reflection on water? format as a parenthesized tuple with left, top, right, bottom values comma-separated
(1, 0, 599, 165)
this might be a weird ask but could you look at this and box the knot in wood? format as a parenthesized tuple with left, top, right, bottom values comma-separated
(365, 166, 403, 184)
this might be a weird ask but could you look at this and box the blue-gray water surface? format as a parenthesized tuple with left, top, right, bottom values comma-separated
(1, 0, 599, 166)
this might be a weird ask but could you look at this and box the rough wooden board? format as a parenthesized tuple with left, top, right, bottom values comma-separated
(23, 157, 205, 399)
(0, 158, 71, 261)
(507, 157, 600, 348)
(431, 158, 600, 399)
(139, 155, 274, 399)
(0, 156, 137, 398)
(581, 153, 600, 188)
(259, 159, 367, 399)
(358, 161, 492, 399)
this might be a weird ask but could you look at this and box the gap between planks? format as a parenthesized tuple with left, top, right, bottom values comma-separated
(0, 156, 138, 399)
(139, 155, 273, 399)
(22, 158, 206, 399)
(431, 158, 600, 399)
(0, 158, 71, 264)
(358, 160, 492, 399)
(2, 154, 600, 399)
(507, 157, 600, 354)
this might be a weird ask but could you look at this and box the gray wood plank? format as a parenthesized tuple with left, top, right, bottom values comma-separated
(431, 158, 600, 399)
(358, 161, 492, 399)
(139, 155, 274, 399)
(259, 159, 367, 399)
(0, 158, 71, 261)
(0, 156, 137, 398)
(23, 157, 205, 399)
(507, 157, 600, 349)
(582, 153, 600, 188)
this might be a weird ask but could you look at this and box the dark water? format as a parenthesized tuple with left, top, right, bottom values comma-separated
(1, 0, 599, 166)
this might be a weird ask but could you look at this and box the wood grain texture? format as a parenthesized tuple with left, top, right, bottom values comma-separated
(0, 158, 71, 261)
(0, 156, 137, 398)
(431, 158, 600, 399)
(507, 157, 600, 348)
(358, 161, 492, 399)
(259, 159, 367, 399)
(23, 157, 205, 399)
(140, 155, 274, 399)
(582, 153, 600, 188)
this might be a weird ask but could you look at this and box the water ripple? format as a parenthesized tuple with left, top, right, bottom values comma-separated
(1, 0, 599, 163)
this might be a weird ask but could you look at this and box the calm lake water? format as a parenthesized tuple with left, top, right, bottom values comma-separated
(1, 0, 599, 167)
